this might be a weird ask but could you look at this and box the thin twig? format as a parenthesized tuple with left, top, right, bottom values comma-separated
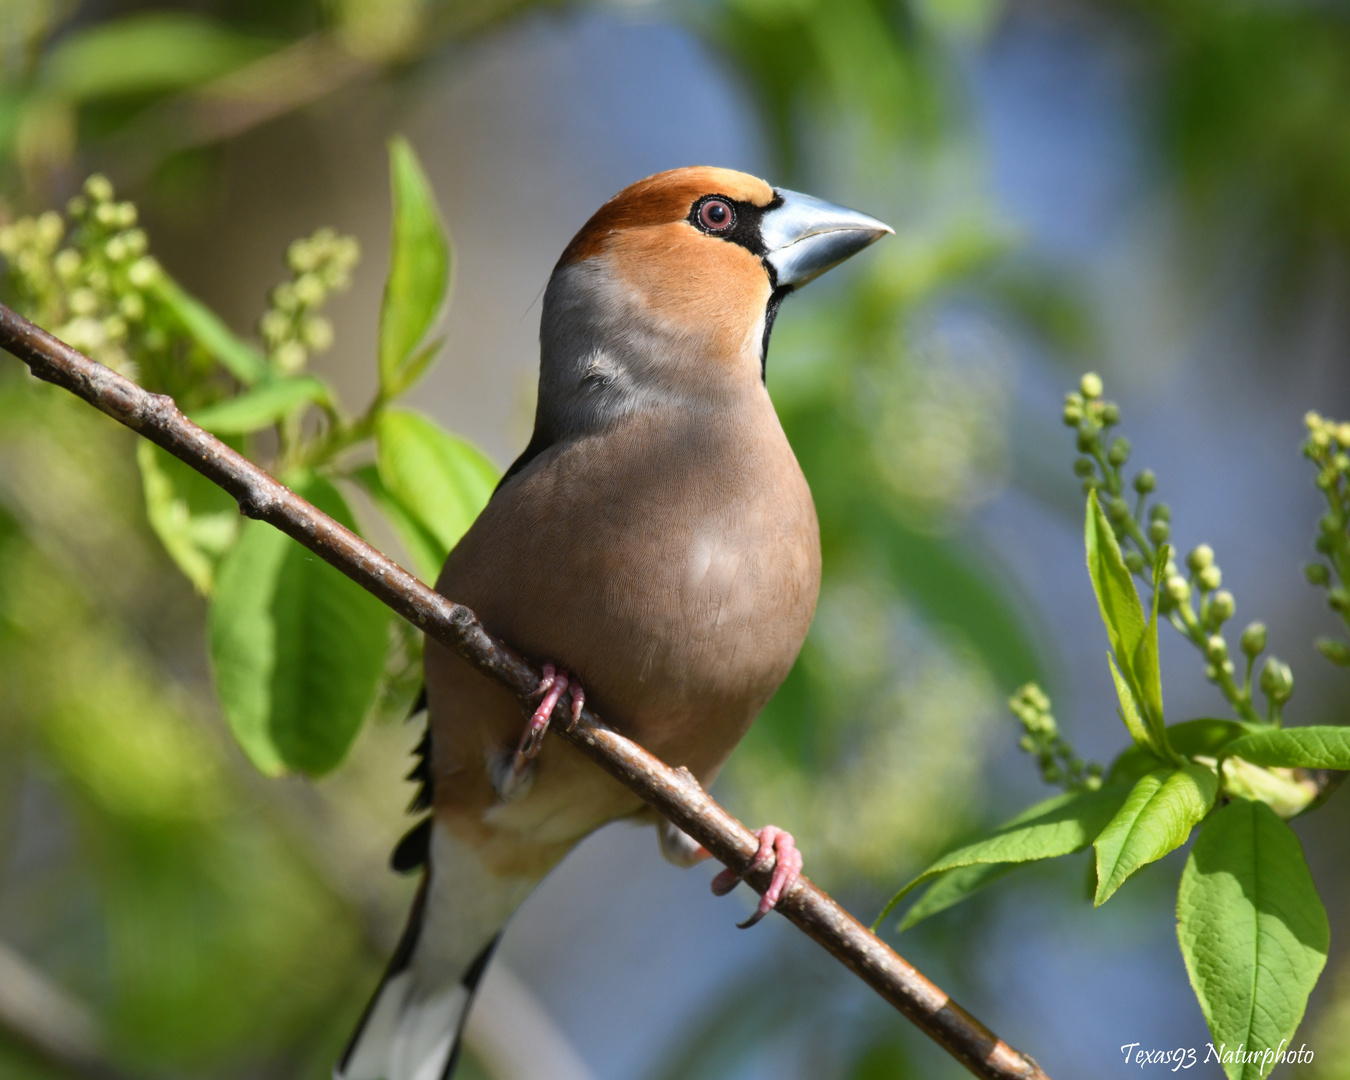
(0, 303, 1049, 1080)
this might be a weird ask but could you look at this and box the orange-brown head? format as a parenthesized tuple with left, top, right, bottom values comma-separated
(530, 167, 889, 448)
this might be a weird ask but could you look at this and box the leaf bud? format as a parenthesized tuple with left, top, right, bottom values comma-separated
(1073, 457, 1095, 477)
(35, 211, 63, 249)
(1186, 544, 1214, 571)
(68, 288, 99, 316)
(84, 174, 114, 203)
(1316, 638, 1350, 667)
(53, 248, 80, 280)
(1205, 634, 1228, 662)
(1124, 551, 1145, 573)
(1240, 622, 1267, 656)
(127, 257, 160, 288)
(273, 340, 307, 374)
(1305, 563, 1331, 586)
(1079, 372, 1103, 399)
(1100, 401, 1120, 425)
(1149, 519, 1170, 544)
(118, 292, 144, 322)
(301, 315, 334, 352)
(1259, 658, 1294, 704)
(1166, 574, 1191, 603)
(1062, 392, 1083, 427)
(1107, 437, 1131, 466)
(1197, 565, 1222, 592)
(1133, 469, 1156, 494)
(1209, 590, 1235, 623)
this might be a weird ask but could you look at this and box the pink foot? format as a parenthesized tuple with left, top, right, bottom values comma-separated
(710, 825, 803, 928)
(511, 664, 585, 770)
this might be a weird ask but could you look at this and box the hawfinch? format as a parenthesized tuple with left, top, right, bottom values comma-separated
(337, 166, 890, 1080)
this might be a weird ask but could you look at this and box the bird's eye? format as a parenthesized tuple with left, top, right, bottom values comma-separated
(697, 198, 735, 232)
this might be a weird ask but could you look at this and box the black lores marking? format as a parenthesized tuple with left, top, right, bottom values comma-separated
(687, 192, 781, 257)
(688, 192, 793, 383)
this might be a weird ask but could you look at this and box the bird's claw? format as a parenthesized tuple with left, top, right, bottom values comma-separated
(710, 825, 802, 929)
(516, 664, 585, 763)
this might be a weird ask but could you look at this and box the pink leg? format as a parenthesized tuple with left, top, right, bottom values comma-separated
(709, 825, 803, 929)
(511, 664, 585, 772)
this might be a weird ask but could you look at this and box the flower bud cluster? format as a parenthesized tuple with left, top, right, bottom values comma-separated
(1062, 373, 1280, 728)
(1009, 683, 1102, 792)
(1302, 411, 1350, 666)
(258, 228, 359, 374)
(0, 174, 159, 377)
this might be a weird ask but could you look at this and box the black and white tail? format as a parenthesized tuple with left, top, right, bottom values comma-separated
(335, 817, 527, 1080)
(337, 703, 538, 1080)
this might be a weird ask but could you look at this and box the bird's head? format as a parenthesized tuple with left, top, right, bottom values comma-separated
(537, 167, 890, 436)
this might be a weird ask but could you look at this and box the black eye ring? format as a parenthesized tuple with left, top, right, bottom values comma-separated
(693, 196, 736, 233)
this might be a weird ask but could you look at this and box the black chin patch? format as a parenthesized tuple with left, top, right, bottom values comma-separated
(760, 284, 792, 381)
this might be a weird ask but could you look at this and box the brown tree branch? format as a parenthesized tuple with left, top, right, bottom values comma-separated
(0, 303, 1049, 1080)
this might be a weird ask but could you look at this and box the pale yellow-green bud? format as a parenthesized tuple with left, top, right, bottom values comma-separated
(104, 236, 128, 263)
(1259, 658, 1294, 704)
(293, 273, 325, 307)
(287, 239, 319, 273)
(1337, 423, 1350, 448)
(1166, 574, 1191, 603)
(1209, 590, 1235, 622)
(273, 340, 307, 373)
(271, 282, 298, 312)
(300, 315, 333, 352)
(68, 288, 100, 316)
(118, 292, 145, 321)
(127, 257, 160, 288)
(1240, 622, 1267, 656)
(84, 174, 114, 203)
(1080, 372, 1103, 399)
(122, 229, 147, 257)
(1205, 634, 1228, 662)
(94, 202, 119, 227)
(53, 248, 81, 280)
(1197, 565, 1222, 592)
(35, 211, 63, 250)
(1186, 544, 1214, 572)
(259, 309, 290, 346)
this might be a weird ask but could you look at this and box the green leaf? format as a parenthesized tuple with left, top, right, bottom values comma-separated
(1085, 489, 1147, 672)
(209, 475, 391, 776)
(1132, 544, 1168, 738)
(41, 14, 272, 100)
(1225, 726, 1350, 770)
(151, 276, 269, 385)
(1109, 653, 1159, 756)
(350, 464, 445, 581)
(375, 409, 498, 556)
(1177, 800, 1328, 1079)
(1093, 763, 1217, 905)
(898, 861, 1020, 931)
(189, 375, 332, 434)
(1107, 719, 1247, 786)
(873, 784, 1131, 930)
(379, 138, 450, 396)
(136, 441, 239, 595)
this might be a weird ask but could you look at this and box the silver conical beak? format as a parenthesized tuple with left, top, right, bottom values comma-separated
(761, 189, 893, 288)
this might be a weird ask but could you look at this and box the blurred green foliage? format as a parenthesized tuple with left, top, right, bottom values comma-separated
(3, 0, 1350, 1078)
